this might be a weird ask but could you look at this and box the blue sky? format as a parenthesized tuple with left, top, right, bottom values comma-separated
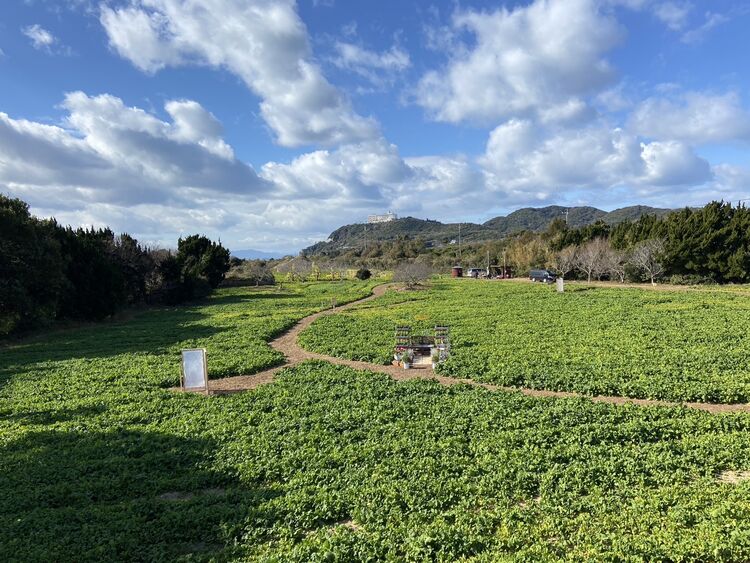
(1, 0, 749, 253)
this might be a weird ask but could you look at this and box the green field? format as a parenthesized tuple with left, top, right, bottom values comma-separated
(4, 281, 750, 560)
(299, 280, 750, 403)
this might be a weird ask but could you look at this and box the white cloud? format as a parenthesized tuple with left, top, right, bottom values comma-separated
(653, 1, 691, 31)
(22, 24, 56, 50)
(98, 7, 183, 72)
(341, 21, 357, 37)
(481, 118, 712, 189)
(596, 83, 635, 112)
(261, 139, 410, 201)
(415, 0, 621, 125)
(640, 140, 712, 186)
(332, 41, 410, 88)
(21, 23, 73, 55)
(624, 1, 729, 42)
(164, 100, 234, 159)
(714, 164, 750, 188)
(0, 92, 268, 207)
(630, 91, 750, 144)
(681, 11, 729, 43)
(100, 0, 379, 147)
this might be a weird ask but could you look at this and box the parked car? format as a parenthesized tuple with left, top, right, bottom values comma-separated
(529, 269, 557, 283)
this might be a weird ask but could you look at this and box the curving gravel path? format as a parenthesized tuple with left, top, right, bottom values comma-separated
(199, 283, 750, 414)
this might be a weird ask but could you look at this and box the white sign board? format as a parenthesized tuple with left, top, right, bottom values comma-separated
(181, 349, 208, 393)
(556, 278, 564, 293)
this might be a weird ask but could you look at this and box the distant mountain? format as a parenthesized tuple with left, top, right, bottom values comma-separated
(302, 217, 494, 256)
(302, 205, 672, 256)
(231, 249, 288, 260)
(483, 205, 606, 234)
(482, 205, 672, 235)
(603, 205, 673, 224)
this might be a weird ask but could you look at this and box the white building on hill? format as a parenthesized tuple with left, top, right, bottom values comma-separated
(367, 212, 398, 224)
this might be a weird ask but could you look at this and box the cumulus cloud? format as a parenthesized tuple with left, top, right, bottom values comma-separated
(481, 118, 712, 189)
(100, 0, 379, 147)
(640, 140, 712, 186)
(0, 92, 268, 207)
(261, 139, 410, 201)
(164, 100, 234, 159)
(416, 0, 621, 125)
(630, 91, 750, 144)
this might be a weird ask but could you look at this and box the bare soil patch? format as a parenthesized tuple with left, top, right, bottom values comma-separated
(717, 470, 750, 484)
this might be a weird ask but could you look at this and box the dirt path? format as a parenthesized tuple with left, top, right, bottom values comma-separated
(199, 284, 750, 414)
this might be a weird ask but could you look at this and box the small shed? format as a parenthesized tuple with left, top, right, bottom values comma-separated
(451, 266, 463, 278)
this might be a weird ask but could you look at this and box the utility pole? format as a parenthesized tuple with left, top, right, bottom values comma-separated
(487, 250, 490, 276)
(364, 224, 367, 253)
(562, 209, 569, 225)
(458, 223, 462, 265)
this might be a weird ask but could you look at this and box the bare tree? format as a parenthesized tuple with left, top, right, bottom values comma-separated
(601, 246, 628, 283)
(275, 256, 312, 281)
(225, 260, 275, 286)
(394, 262, 432, 289)
(630, 238, 666, 285)
(310, 261, 322, 281)
(575, 238, 609, 282)
(551, 245, 578, 279)
(324, 260, 346, 281)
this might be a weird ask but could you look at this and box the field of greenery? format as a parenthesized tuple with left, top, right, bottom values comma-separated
(5, 280, 750, 560)
(299, 280, 750, 403)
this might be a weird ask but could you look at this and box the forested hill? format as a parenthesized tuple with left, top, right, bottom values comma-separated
(303, 205, 671, 255)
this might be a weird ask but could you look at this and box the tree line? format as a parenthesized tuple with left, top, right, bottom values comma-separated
(543, 201, 750, 284)
(302, 201, 750, 285)
(1, 195, 230, 337)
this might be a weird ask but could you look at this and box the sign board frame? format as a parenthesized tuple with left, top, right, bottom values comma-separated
(181, 348, 209, 395)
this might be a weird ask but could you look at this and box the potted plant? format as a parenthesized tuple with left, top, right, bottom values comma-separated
(402, 350, 413, 369)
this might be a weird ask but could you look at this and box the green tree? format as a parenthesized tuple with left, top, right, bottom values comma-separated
(176, 235, 231, 289)
(55, 227, 127, 320)
(0, 196, 64, 334)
